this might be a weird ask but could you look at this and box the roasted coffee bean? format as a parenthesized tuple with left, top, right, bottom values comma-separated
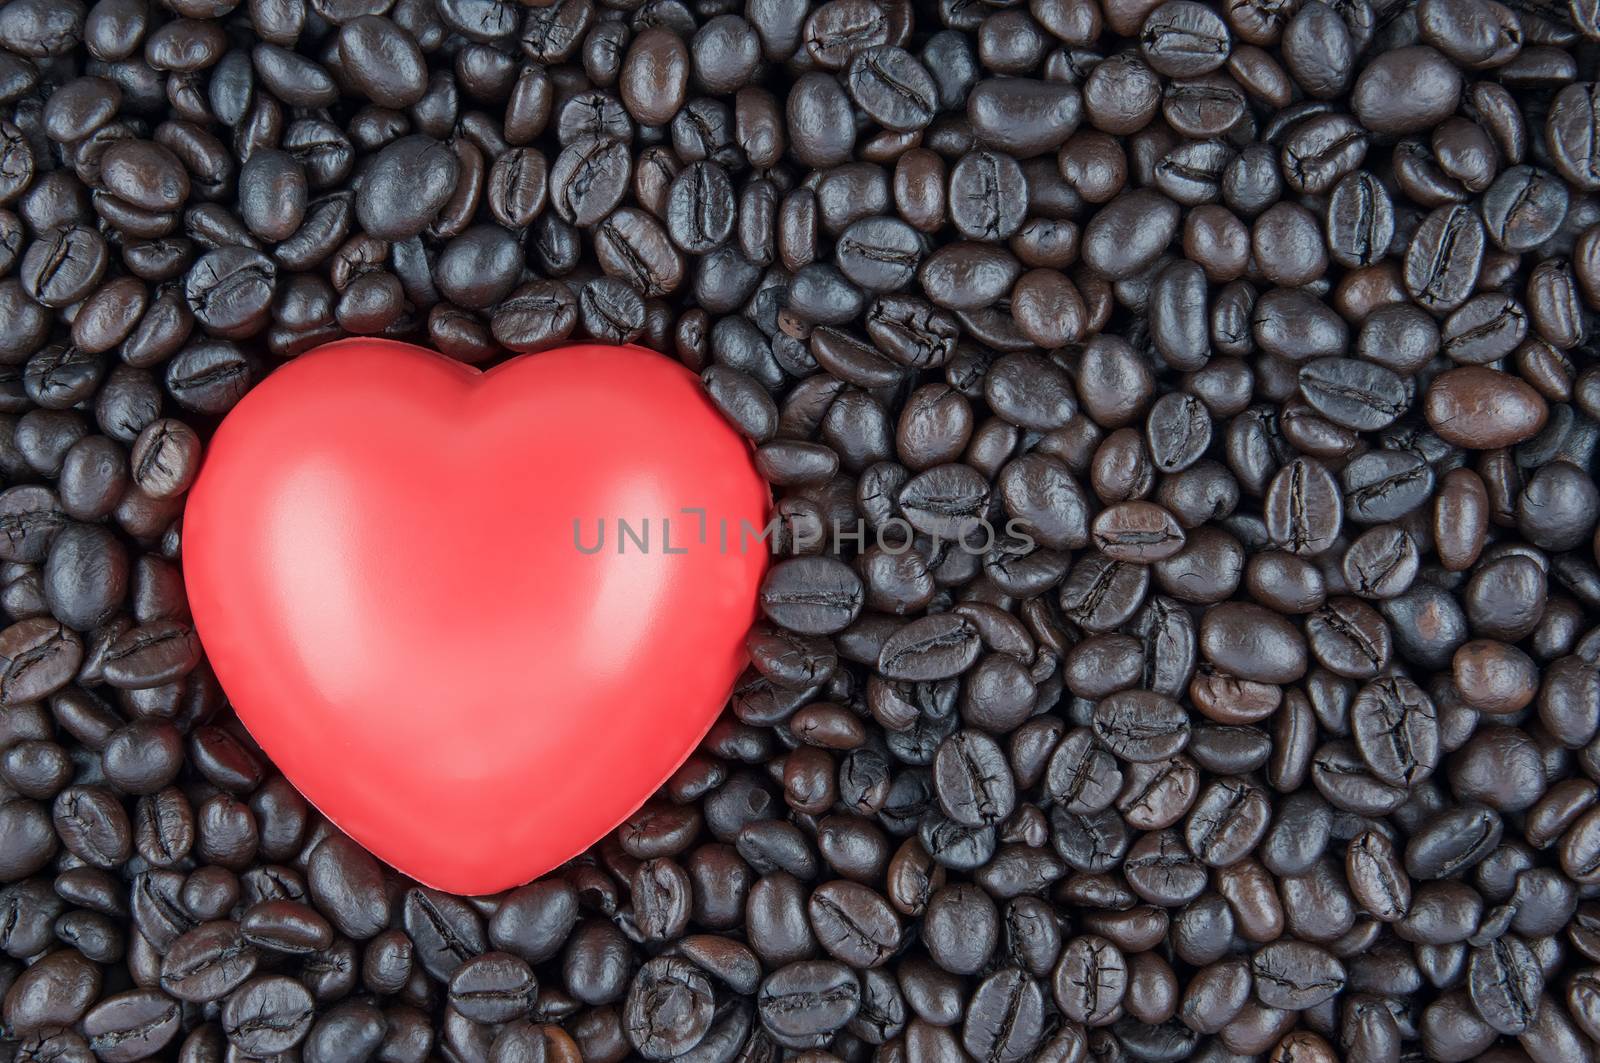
(933, 730, 1015, 827)
(808, 879, 902, 967)
(835, 217, 921, 294)
(184, 248, 275, 340)
(1145, 392, 1211, 473)
(403, 887, 484, 981)
(220, 975, 314, 1053)
(162, 921, 259, 1002)
(1481, 166, 1568, 253)
(1442, 293, 1528, 366)
(1425, 366, 1548, 448)
(620, 956, 713, 1058)
(846, 46, 936, 133)
(1343, 449, 1434, 525)
(1349, 676, 1438, 786)
(448, 951, 536, 1024)
(550, 138, 631, 229)
(1326, 171, 1393, 269)
(240, 900, 332, 956)
(1468, 936, 1542, 1034)
(4, 948, 103, 1033)
(1046, 727, 1124, 813)
(1052, 934, 1126, 1024)
(595, 208, 683, 297)
(1341, 525, 1419, 600)
(1348, 828, 1411, 922)
(1311, 740, 1407, 815)
(1201, 601, 1307, 683)
(1184, 776, 1269, 866)
(354, 135, 458, 240)
(1140, 1, 1230, 78)
(21, 226, 108, 308)
(1404, 204, 1486, 313)
(491, 281, 577, 355)
(237, 149, 306, 243)
(756, 960, 860, 1049)
(1093, 690, 1191, 762)
(1091, 501, 1186, 562)
(962, 966, 1045, 1061)
(1265, 457, 1342, 556)
(1083, 190, 1180, 280)
(1549, 83, 1600, 192)
(760, 557, 863, 636)
(1250, 939, 1346, 1009)
(81, 989, 181, 1062)
(338, 17, 427, 109)
(1297, 359, 1407, 432)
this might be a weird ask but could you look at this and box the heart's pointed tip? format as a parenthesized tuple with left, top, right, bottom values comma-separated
(385, 857, 553, 898)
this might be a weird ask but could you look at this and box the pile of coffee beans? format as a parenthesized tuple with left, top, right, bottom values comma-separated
(5, 0, 1600, 1056)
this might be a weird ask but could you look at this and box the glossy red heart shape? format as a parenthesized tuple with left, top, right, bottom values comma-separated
(184, 339, 768, 894)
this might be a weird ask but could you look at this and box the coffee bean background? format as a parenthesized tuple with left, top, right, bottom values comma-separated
(2, 0, 1600, 1058)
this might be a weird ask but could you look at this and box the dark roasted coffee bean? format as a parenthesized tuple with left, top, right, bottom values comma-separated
(933, 730, 1015, 826)
(1325, 171, 1392, 269)
(963, 967, 1045, 1061)
(221, 975, 314, 1054)
(1482, 166, 1568, 252)
(550, 137, 631, 228)
(1052, 934, 1126, 1024)
(596, 208, 683, 297)
(808, 878, 902, 967)
(1140, 1, 1230, 77)
(80, 989, 181, 1062)
(1265, 457, 1342, 556)
(1549, 83, 1600, 192)
(1093, 690, 1191, 762)
(761, 557, 863, 636)
(1083, 190, 1179, 280)
(449, 952, 536, 1024)
(162, 921, 259, 1002)
(1297, 359, 1407, 432)
(0, 618, 83, 705)
(491, 281, 577, 355)
(184, 248, 275, 340)
(757, 960, 859, 1049)
(1345, 449, 1435, 524)
(846, 46, 936, 132)
(835, 217, 922, 294)
(339, 16, 428, 108)
(1341, 525, 1419, 600)
(4, 948, 102, 1034)
(355, 135, 458, 240)
(621, 956, 713, 1057)
(237, 149, 306, 243)
(1404, 204, 1486, 313)
(1349, 676, 1437, 786)
(1467, 936, 1541, 1034)
(1200, 601, 1307, 682)
(967, 77, 1079, 157)
(1092, 501, 1186, 562)
(22, 226, 108, 308)
(1251, 939, 1345, 1009)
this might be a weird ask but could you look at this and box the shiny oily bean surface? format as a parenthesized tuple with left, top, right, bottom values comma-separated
(0, 0, 1599, 1060)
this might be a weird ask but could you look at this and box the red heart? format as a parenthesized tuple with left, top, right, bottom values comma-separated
(184, 339, 768, 894)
